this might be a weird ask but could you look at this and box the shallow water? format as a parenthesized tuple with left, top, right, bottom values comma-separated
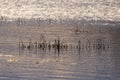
(0, 22, 120, 80)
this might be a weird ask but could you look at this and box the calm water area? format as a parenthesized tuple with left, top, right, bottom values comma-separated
(0, 21, 120, 80)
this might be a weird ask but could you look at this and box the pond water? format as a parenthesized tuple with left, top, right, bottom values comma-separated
(0, 22, 120, 80)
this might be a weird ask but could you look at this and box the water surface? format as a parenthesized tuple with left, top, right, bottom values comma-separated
(0, 22, 120, 80)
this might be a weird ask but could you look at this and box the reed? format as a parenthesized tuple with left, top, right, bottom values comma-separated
(19, 39, 26, 49)
(18, 34, 109, 52)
